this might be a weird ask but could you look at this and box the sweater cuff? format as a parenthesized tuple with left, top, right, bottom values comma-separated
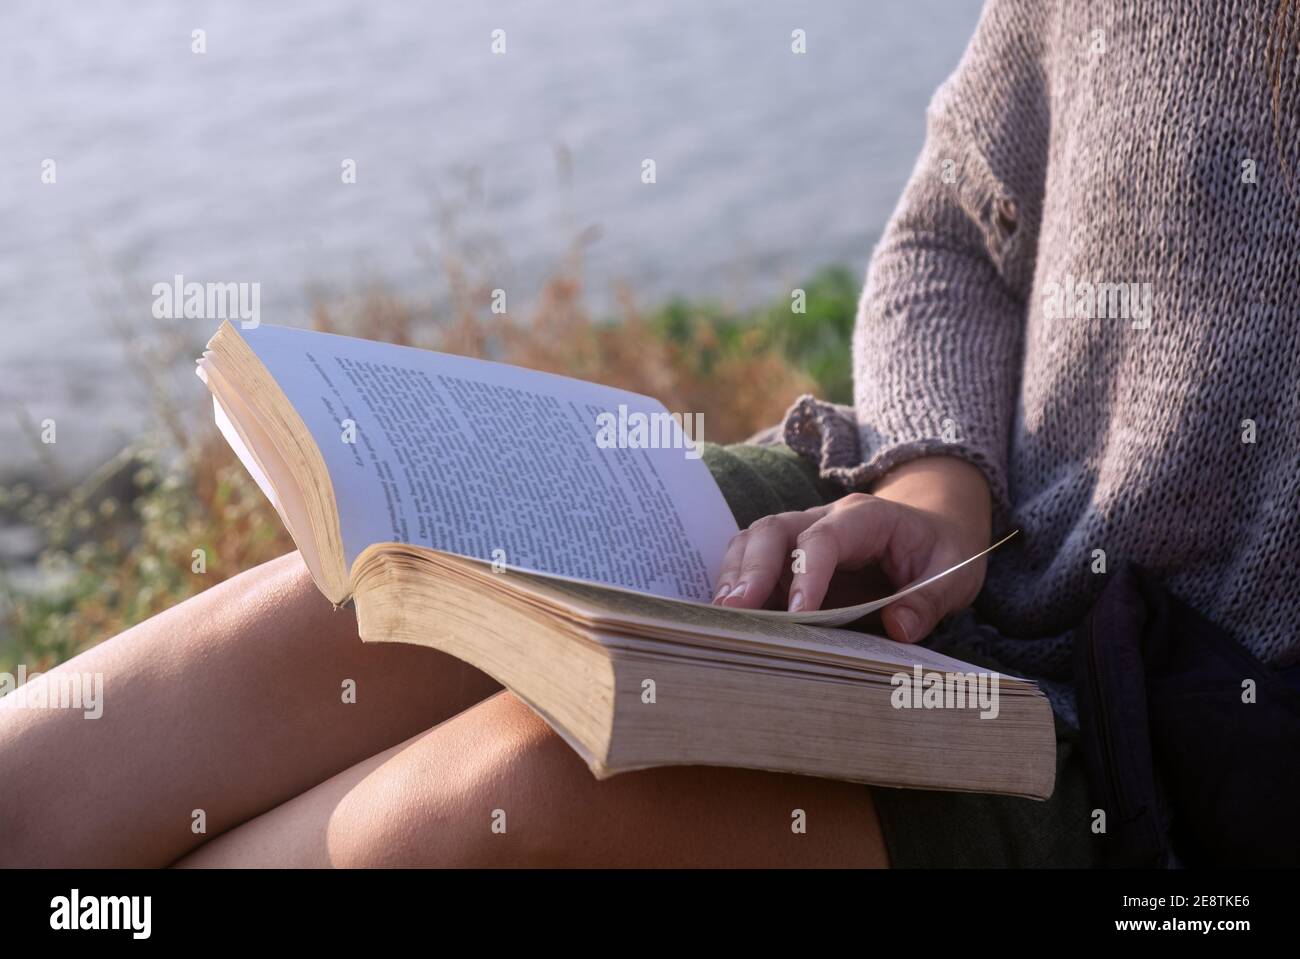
(780, 394, 1013, 531)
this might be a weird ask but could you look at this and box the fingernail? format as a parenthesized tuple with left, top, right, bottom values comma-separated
(894, 607, 918, 643)
(788, 590, 804, 613)
(725, 582, 748, 601)
(713, 584, 731, 602)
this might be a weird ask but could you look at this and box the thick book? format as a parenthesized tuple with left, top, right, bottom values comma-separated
(197, 321, 1055, 799)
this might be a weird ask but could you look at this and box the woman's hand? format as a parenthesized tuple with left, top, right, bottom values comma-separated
(711, 456, 992, 643)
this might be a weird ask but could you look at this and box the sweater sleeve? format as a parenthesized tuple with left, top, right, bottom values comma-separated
(781, 0, 1051, 527)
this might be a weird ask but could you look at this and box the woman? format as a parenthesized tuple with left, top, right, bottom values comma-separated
(3, 0, 1297, 867)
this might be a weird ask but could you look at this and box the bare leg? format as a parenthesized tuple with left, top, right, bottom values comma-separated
(0, 552, 500, 867)
(177, 690, 889, 868)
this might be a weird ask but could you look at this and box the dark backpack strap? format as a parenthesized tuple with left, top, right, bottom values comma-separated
(1135, 567, 1300, 866)
(1077, 563, 1300, 866)
(1074, 564, 1172, 866)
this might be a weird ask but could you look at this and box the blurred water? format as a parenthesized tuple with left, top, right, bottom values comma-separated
(0, 0, 980, 477)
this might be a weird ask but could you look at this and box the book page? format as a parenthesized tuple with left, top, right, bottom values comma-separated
(497, 563, 1031, 680)
(236, 324, 739, 602)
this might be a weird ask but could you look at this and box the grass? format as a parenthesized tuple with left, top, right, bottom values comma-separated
(0, 251, 857, 674)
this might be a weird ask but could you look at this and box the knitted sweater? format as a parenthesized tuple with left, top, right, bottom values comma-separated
(781, 0, 1300, 698)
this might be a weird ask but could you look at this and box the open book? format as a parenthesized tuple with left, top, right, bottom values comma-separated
(197, 322, 1054, 798)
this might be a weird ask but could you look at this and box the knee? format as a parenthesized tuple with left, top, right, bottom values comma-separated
(327, 693, 588, 868)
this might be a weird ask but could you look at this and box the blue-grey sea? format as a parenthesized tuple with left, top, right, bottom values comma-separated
(0, 0, 981, 476)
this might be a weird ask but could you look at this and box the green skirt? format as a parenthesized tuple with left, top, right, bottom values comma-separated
(701, 441, 1102, 868)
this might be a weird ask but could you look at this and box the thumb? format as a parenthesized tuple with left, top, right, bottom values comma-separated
(880, 584, 948, 644)
(878, 535, 986, 644)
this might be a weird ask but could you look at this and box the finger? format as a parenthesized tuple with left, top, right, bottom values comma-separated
(881, 593, 941, 644)
(712, 530, 750, 603)
(721, 511, 819, 609)
(787, 516, 843, 612)
(787, 494, 904, 611)
(879, 549, 975, 643)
